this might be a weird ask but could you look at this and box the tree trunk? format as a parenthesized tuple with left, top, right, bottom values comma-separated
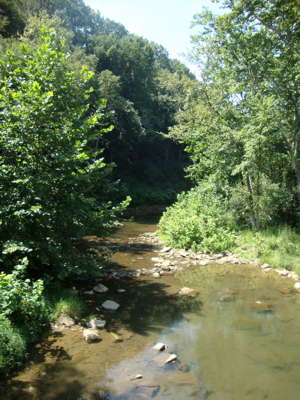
(246, 174, 260, 231)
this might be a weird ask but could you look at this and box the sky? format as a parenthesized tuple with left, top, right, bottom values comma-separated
(84, 0, 220, 75)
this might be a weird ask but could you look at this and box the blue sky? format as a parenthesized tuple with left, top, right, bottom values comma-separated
(84, 0, 220, 74)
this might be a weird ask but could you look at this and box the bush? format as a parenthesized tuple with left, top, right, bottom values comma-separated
(158, 185, 235, 252)
(0, 316, 26, 374)
(0, 260, 48, 339)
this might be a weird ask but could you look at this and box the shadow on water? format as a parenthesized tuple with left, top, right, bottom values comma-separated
(2, 267, 203, 400)
(99, 276, 203, 336)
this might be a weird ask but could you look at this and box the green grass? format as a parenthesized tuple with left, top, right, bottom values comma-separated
(234, 225, 300, 274)
(48, 289, 87, 320)
(0, 288, 87, 376)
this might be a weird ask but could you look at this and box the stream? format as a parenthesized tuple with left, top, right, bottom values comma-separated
(2, 220, 300, 400)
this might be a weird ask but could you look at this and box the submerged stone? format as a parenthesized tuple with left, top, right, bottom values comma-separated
(102, 300, 120, 310)
(93, 283, 109, 293)
(252, 301, 273, 313)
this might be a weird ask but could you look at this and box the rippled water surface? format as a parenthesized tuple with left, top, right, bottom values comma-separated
(3, 221, 300, 400)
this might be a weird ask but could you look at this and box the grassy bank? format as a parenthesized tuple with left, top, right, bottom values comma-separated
(0, 287, 86, 377)
(234, 226, 300, 274)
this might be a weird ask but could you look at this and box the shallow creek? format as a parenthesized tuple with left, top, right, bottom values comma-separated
(2, 221, 300, 400)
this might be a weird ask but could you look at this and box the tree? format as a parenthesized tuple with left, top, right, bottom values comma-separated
(0, 23, 126, 281)
(170, 0, 299, 229)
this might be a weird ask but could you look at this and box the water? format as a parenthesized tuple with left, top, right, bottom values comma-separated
(2, 221, 300, 400)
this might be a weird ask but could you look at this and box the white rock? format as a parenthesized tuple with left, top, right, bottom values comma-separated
(164, 354, 177, 364)
(102, 300, 120, 311)
(83, 329, 101, 343)
(117, 289, 126, 293)
(93, 283, 109, 293)
(153, 342, 167, 351)
(88, 319, 106, 329)
(130, 374, 143, 381)
(56, 314, 75, 327)
(277, 269, 289, 276)
(294, 282, 300, 291)
(178, 287, 197, 296)
(153, 272, 160, 278)
(84, 290, 94, 295)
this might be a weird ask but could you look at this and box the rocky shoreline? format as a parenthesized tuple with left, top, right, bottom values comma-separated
(97, 231, 300, 284)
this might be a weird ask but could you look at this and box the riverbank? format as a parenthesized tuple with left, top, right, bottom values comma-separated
(2, 222, 299, 400)
(3, 220, 300, 400)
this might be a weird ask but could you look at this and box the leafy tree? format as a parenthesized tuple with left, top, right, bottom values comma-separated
(0, 23, 126, 281)
(169, 0, 299, 230)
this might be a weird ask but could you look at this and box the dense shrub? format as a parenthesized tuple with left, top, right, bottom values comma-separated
(0, 260, 48, 339)
(158, 185, 235, 252)
(0, 316, 26, 374)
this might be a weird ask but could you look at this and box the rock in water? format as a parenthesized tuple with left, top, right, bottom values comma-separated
(252, 301, 273, 313)
(88, 318, 106, 329)
(164, 354, 177, 364)
(294, 282, 300, 291)
(93, 283, 109, 293)
(102, 300, 120, 311)
(83, 329, 101, 343)
(178, 287, 197, 297)
(152, 342, 167, 351)
(56, 314, 75, 327)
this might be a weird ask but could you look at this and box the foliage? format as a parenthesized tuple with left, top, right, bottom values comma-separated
(0, 316, 26, 374)
(0, 24, 129, 281)
(0, 260, 47, 338)
(159, 185, 235, 252)
(235, 226, 300, 274)
(0, 0, 25, 37)
(166, 0, 300, 237)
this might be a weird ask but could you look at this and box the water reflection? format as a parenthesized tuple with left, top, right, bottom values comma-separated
(3, 221, 300, 400)
(99, 265, 300, 400)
